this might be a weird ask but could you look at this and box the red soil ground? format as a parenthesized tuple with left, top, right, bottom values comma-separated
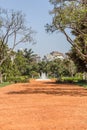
(0, 80, 87, 130)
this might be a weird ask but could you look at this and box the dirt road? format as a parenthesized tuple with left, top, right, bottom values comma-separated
(0, 80, 87, 130)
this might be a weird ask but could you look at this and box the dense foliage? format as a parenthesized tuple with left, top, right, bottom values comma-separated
(0, 46, 78, 83)
(0, 8, 35, 82)
(46, 0, 87, 71)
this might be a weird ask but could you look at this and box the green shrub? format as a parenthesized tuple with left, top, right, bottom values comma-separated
(56, 76, 83, 84)
(75, 73, 83, 79)
(7, 76, 29, 83)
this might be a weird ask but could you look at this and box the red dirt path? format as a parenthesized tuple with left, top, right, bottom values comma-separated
(0, 80, 87, 130)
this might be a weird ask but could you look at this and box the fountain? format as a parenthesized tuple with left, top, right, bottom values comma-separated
(40, 72, 47, 79)
(36, 72, 51, 81)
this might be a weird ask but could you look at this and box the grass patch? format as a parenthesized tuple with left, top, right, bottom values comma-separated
(0, 82, 12, 88)
(75, 81, 87, 88)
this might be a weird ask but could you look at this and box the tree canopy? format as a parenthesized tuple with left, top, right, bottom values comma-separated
(0, 8, 35, 66)
(46, 0, 87, 66)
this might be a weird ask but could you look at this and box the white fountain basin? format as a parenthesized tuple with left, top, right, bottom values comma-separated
(36, 78, 51, 81)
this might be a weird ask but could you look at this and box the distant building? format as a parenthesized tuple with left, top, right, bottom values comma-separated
(32, 54, 41, 63)
(43, 51, 65, 61)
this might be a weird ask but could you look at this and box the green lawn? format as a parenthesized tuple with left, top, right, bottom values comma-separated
(75, 81, 87, 88)
(0, 82, 12, 87)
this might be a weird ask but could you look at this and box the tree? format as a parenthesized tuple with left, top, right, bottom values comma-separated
(23, 48, 38, 77)
(0, 8, 35, 83)
(1, 55, 18, 82)
(14, 50, 27, 76)
(37, 61, 48, 76)
(0, 8, 35, 66)
(46, 0, 87, 64)
(13, 49, 39, 78)
(67, 47, 87, 72)
(23, 48, 36, 64)
(48, 59, 76, 78)
(48, 59, 61, 78)
(62, 58, 77, 77)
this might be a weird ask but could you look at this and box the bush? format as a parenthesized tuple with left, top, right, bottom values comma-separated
(56, 76, 83, 84)
(75, 73, 83, 79)
(57, 77, 74, 83)
(7, 76, 29, 83)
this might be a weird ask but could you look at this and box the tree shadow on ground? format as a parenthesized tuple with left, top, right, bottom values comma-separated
(6, 82, 87, 97)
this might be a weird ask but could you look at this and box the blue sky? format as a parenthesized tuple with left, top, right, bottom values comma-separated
(0, 0, 71, 57)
